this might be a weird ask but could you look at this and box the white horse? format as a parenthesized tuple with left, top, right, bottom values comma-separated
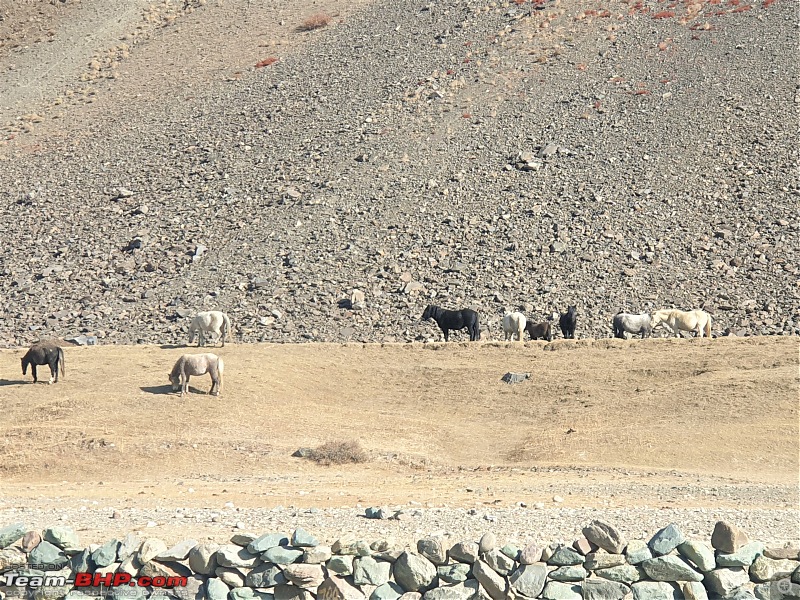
(169, 353, 224, 396)
(188, 311, 231, 347)
(612, 312, 652, 339)
(651, 309, 712, 338)
(502, 312, 527, 341)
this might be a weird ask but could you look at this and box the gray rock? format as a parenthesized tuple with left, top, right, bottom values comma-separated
(501, 372, 530, 384)
(630, 582, 680, 600)
(393, 552, 437, 593)
(543, 582, 582, 600)
(231, 589, 256, 600)
(472, 560, 507, 600)
(399, 594, 423, 600)
(29, 540, 67, 569)
(501, 545, 520, 561)
(304, 545, 332, 564)
(422, 581, 479, 600)
(274, 584, 314, 600)
(216, 545, 259, 568)
(549, 546, 585, 566)
(749, 556, 799, 582)
(261, 546, 303, 565)
(117, 533, 141, 563)
(509, 563, 548, 597)
(159, 539, 198, 561)
(585, 553, 627, 570)
(625, 542, 653, 566)
(642, 556, 703, 582)
(582, 579, 632, 600)
(91, 539, 120, 568)
(174, 574, 205, 600)
(70, 548, 95, 574)
(327, 555, 355, 576)
(437, 563, 471, 584)
(716, 542, 766, 568)
(711, 522, 750, 554)
(0, 523, 27, 549)
(678, 541, 716, 573)
(246, 562, 287, 588)
(291, 529, 319, 548)
(764, 546, 800, 561)
(189, 543, 220, 575)
(583, 522, 627, 555)
(21, 531, 42, 553)
(449, 542, 480, 564)
(704, 567, 750, 596)
(374, 550, 403, 563)
(332, 537, 371, 556)
(681, 581, 708, 600)
(217, 566, 247, 588)
(417, 539, 447, 566)
(139, 559, 193, 581)
(317, 576, 366, 600)
(648, 525, 686, 557)
(42, 527, 79, 550)
(206, 578, 230, 600)
(595, 565, 644, 584)
(231, 533, 259, 547)
(550, 566, 589, 582)
(483, 549, 516, 575)
(479, 534, 497, 555)
(371, 582, 405, 600)
(354, 557, 392, 586)
(248, 534, 290, 554)
(0, 547, 27, 572)
(139, 538, 168, 563)
(365, 507, 391, 520)
(283, 564, 325, 589)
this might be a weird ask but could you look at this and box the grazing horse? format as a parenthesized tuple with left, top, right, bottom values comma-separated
(169, 353, 224, 396)
(188, 311, 231, 347)
(502, 312, 527, 341)
(21, 341, 65, 384)
(651, 309, 712, 338)
(559, 306, 578, 339)
(525, 320, 553, 341)
(421, 305, 481, 342)
(612, 312, 652, 339)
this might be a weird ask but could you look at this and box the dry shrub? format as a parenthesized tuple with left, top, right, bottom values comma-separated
(298, 13, 331, 32)
(308, 440, 368, 465)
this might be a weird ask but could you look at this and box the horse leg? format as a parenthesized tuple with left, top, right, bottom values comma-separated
(442, 327, 449, 342)
(49, 360, 57, 384)
(32, 364, 38, 383)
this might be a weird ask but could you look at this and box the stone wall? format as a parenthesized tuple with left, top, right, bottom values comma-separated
(1, 520, 798, 600)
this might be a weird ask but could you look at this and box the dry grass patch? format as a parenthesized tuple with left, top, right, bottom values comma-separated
(298, 13, 331, 31)
(308, 440, 368, 465)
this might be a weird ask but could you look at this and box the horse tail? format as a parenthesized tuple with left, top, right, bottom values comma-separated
(218, 357, 224, 393)
(222, 313, 231, 345)
(704, 315, 712, 338)
(58, 347, 65, 378)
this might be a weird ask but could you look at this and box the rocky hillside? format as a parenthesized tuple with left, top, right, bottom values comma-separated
(0, 0, 797, 346)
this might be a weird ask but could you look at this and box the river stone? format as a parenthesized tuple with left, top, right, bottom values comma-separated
(422, 581, 479, 600)
(586, 553, 627, 570)
(417, 539, 447, 566)
(284, 564, 325, 589)
(749, 556, 799, 582)
(91, 539, 120, 568)
(0, 547, 27, 571)
(317, 576, 366, 600)
(648, 525, 686, 557)
(249, 534, 290, 554)
(217, 544, 259, 568)
(118, 533, 141, 562)
(704, 567, 750, 596)
(678, 541, 716, 572)
(449, 542, 480, 564)
(206, 578, 230, 600)
(520, 544, 543, 565)
(717, 542, 766, 568)
(509, 563, 548, 597)
(548, 546, 585, 566)
(437, 563, 471, 584)
(0, 523, 27, 549)
(479, 533, 497, 555)
(583, 521, 627, 554)
(275, 584, 315, 600)
(543, 582, 582, 600)
(29, 540, 67, 569)
(582, 579, 632, 600)
(304, 545, 333, 564)
(246, 562, 287, 588)
(371, 583, 404, 600)
(549, 566, 588, 582)
(681, 581, 708, 600)
(354, 557, 392, 586)
(625, 542, 653, 566)
(189, 543, 220, 575)
(472, 560, 507, 600)
(596, 565, 644, 584)
(42, 527, 79, 550)
(642, 556, 703, 582)
(712, 522, 749, 554)
(327, 555, 355, 576)
(262, 546, 304, 565)
(139, 538, 168, 563)
(484, 549, 516, 575)
(631, 582, 680, 600)
(394, 552, 437, 593)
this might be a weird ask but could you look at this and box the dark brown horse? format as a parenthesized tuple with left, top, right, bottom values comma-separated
(525, 321, 553, 341)
(22, 341, 65, 384)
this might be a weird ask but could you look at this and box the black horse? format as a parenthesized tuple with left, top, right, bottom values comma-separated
(559, 306, 577, 339)
(422, 305, 481, 342)
(21, 342, 65, 384)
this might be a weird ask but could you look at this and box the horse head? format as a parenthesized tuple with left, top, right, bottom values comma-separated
(21, 357, 28, 375)
(168, 372, 181, 391)
(421, 305, 435, 321)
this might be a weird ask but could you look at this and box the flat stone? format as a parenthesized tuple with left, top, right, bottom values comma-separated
(91, 539, 120, 568)
(648, 525, 686, 557)
(0, 547, 27, 571)
(399, 594, 422, 600)
(417, 539, 447, 566)
(484, 548, 516, 575)
(42, 527, 79, 550)
(449, 542, 480, 564)
(716, 542, 765, 567)
(549, 566, 588, 582)
(29, 540, 67, 569)
(354, 557, 392, 586)
(548, 546, 585, 566)
(472, 560, 507, 600)
(332, 537, 371, 556)
(246, 562, 287, 588)
(262, 546, 304, 565)
(585, 552, 627, 570)
(304, 545, 333, 564)
(216, 566, 246, 588)
(422, 581, 479, 600)
(0, 524, 27, 549)
(681, 581, 708, 600)
(596, 565, 644, 584)
(642, 556, 703, 582)
(139, 559, 192, 581)
(393, 552, 437, 593)
(274, 584, 315, 600)
(573, 538, 596, 556)
(327, 555, 355, 576)
(249, 533, 290, 554)
(158, 539, 198, 562)
(704, 567, 750, 596)
(749, 556, 799, 582)
(542, 581, 582, 600)
(317, 576, 366, 600)
(118, 533, 141, 563)
(625, 541, 653, 566)
(509, 563, 548, 597)
(582, 579, 632, 600)
(206, 578, 230, 600)
(21, 531, 42, 553)
(189, 543, 219, 575)
(437, 563, 471, 584)
(678, 540, 716, 572)
(631, 582, 680, 600)
(216, 544, 259, 568)
(139, 538, 168, 563)
(371, 582, 405, 600)
(231, 533, 259, 546)
(583, 521, 627, 554)
(764, 546, 800, 560)
(283, 563, 325, 589)
(711, 522, 749, 554)
(292, 528, 319, 548)
(231, 589, 256, 600)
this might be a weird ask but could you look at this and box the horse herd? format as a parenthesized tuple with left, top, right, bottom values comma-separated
(15, 306, 713, 396)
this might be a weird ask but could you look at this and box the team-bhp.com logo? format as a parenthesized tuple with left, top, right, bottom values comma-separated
(4, 572, 188, 589)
